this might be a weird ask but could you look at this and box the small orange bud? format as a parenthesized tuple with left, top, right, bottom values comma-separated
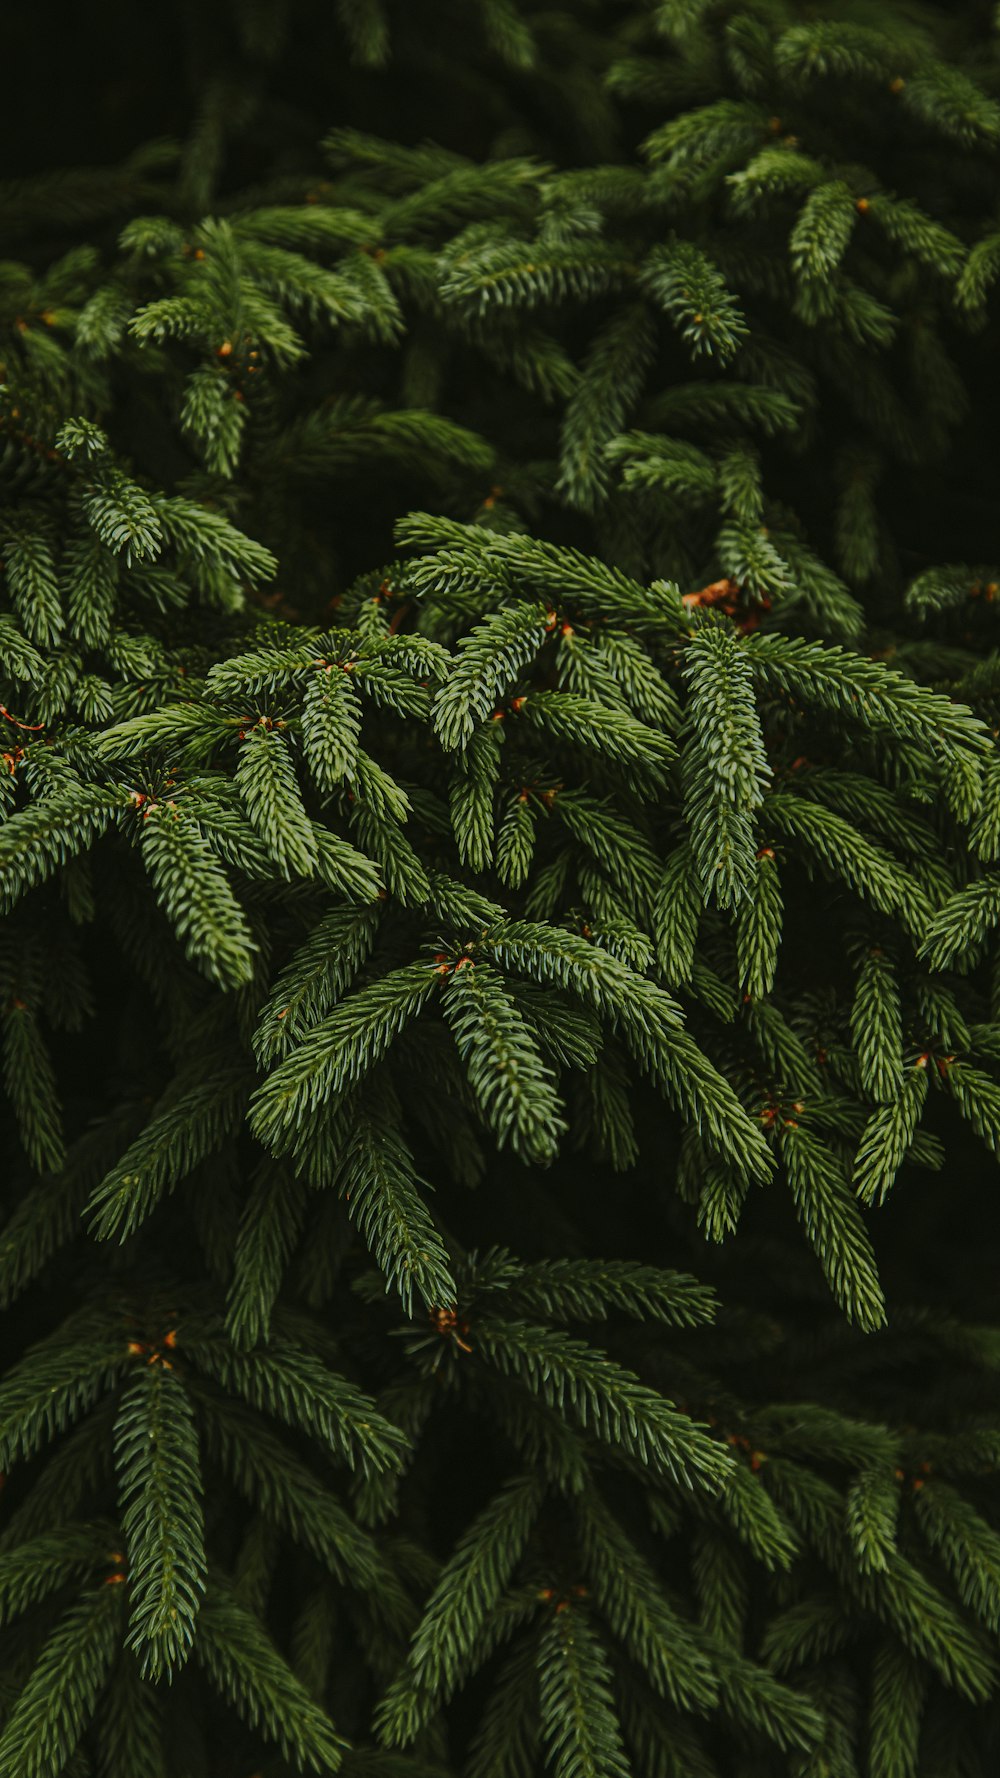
(856, 198, 870, 214)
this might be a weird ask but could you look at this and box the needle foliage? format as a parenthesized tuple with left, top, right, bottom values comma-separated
(4, 2, 1000, 1774)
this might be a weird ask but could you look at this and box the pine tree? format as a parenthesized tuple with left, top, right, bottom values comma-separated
(4, 1, 1000, 1773)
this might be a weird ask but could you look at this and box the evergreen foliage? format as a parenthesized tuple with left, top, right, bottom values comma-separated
(4, 1, 1000, 1773)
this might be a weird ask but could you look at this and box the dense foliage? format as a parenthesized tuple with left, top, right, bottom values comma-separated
(4, 2, 1000, 1774)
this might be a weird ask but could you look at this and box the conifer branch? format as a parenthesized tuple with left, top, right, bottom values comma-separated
(0, 1522, 112, 1627)
(197, 1388, 399, 1598)
(140, 800, 258, 988)
(781, 1124, 886, 1331)
(196, 1578, 349, 1772)
(114, 1362, 207, 1678)
(339, 1111, 457, 1315)
(250, 963, 441, 1151)
(377, 1474, 543, 1739)
(537, 1605, 633, 1778)
(0, 1584, 121, 1778)
(86, 1065, 252, 1241)
(574, 1486, 719, 1711)
(682, 624, 771, 908)
(0, 1314, 127, 1469)
(474, 1319, 733, 1492)
(226, 1162, 308, 1348)
(186, 1333, 409, 1477)
(442, 958, 567, 1163)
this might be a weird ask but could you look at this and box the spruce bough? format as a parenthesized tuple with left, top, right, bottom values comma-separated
(3, 2, 1000, 1773)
